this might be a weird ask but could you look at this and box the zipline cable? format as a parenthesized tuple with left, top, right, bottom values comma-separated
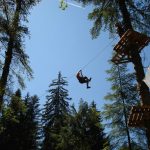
(67, 37, 117, 79)
(80, 37, 117, 71)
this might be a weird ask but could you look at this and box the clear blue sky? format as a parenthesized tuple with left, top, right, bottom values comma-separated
(23, 0, 150, 109)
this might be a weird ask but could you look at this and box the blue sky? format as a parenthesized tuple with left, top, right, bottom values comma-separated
(23, 0, 150, 109)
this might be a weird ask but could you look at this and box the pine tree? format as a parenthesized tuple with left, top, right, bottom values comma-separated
(103, 63, 147, 150)
(88, 101, 109, 150)
(22, 94, 41, 150)
(76, 100, 109, 150)
(52, 113, 74, 150)
(0, 91, 41, 150)
(74, 0, 150, 38)
(0, 0, 41, 110)
(72, 1, 150, 108)
(53, 99, 110, 150)
(73, 0, 150, 148)
(62, 100, 109, 150)
(41, 72, 71, 150)
(0, 89, 26, 150)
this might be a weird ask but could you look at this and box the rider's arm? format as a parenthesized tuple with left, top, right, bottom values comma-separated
(79, 70, 83, 77)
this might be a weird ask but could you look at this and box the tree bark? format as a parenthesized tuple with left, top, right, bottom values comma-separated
(118, 65, 132, 150)
(0, 39, 13, 110)
(118, 0, 150, 104)
(117, 0, 133, 30)
(0, 1, 21, 111)
(118, 0, 150, 149)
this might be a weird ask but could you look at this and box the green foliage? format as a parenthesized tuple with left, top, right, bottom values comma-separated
(23, 94, 41, 150)
(41, 73, 109, 150)
(41, 72, 71, 150)
(103, 63, 147, 150)
(59, 100, 110, 150)
(119, 142, 146, 150)
(0, 0, 41, 105)
(0, 90, 41, 150)
(59, 0, 68, 10)
(0, 89, 27, 149)
(74, 0, 150, 38)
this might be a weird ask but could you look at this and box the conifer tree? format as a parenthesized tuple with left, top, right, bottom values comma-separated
(103, 63, 147, 150)
(0, 91, 41, 150)
(74, 0, 150, 38)
(0, 0, 41, 110)
(75, 100, 109, 150)
(0, 89, 26, 150)
(41, 72, 71, 150)
(73, 0, 150, 148)
(88, 101, 110, 150)
(22, 94, 41, 150)
(60, 100, 109, 150)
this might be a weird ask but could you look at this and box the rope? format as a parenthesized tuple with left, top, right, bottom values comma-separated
(63, 0, 116, 79)
(80, 37, 117, 71)
(67, 37, 117, 79)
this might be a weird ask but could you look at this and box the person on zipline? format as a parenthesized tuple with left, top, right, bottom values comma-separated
(76, 70, 91, 89)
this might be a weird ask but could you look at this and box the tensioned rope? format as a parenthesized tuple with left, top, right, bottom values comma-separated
(81, 37, 117, 71)
(67, 36, 118, 79)
(0, 37, 117, 100)
(79, 0, 115, 71)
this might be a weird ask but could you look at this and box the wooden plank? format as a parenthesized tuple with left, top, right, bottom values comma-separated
(112, 57, 130, 64)
(128, 114, 144, 127)
(132, 113, 136, 121)
(128, 122, 144, 127)
(128, 105, 150, 127)
(114, 29, 132, 50)
(111, 32, 148, 63)
(128, 30, 150, 45)
(137, 113, 141, 121)
(113, 30, 150, 56)
(139, 113, 143, 121)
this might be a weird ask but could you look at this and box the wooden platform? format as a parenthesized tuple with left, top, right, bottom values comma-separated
(112, 29, 150, 64)
(128, 105, 150, 127)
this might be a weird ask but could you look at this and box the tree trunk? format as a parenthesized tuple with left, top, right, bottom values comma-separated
(0, 1, 21, 111)
(0, 39, 13, 110)
(118, 0, 150, 149)
(118, 65, 132, 150)
(118, 0, 150, 105)
(130, 49, 150, 105)
(117, 0, 133, 30)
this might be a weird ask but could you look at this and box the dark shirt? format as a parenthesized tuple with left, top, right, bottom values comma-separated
(76, 72, 85, 83)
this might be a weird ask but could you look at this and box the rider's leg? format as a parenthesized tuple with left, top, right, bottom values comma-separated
(86, 81, 91, 89)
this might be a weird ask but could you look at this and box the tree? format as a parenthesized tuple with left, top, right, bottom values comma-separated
(86, 101, 109, 150)
(74, 0, 150, 108)
(22, 94, 41, 150)
(119, 142, 146, 150)
(0, 0, 41, 110)
(0, 90, 41, 150)
(103, 63, 147, 150)
(0, 89, 26, 150)
(75, 0, 150, 38)
(64, 100, 109, 150)
(59, 0, 68, 10)
(41, 72, 71, 150)
(73, 0, 150, 148)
